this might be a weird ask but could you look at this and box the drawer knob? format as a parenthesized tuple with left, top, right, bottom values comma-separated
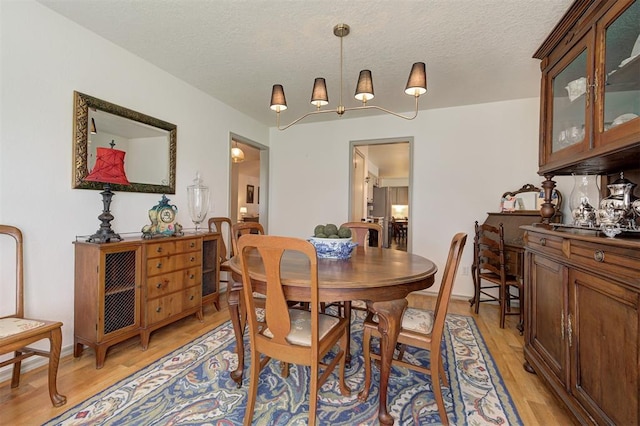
(594, 250, 605, 262)
(156, 307, 162, 313)
(190, 295, 194, 301)
(156, 282, 162, 289)
(156, 247, 163, 253)
(540, 238, 547, 246)
(189, 274, 195, 279)
(190, 256, 196, 262)
(190, 242, 196, 248)
(156, 262, 162, 269)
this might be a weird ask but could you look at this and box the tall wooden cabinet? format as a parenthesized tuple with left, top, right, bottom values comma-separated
(525, 1, 640, 424)
(74, 232, 220, 368)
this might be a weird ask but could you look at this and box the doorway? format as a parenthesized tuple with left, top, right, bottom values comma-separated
(229, 133, 269, 231)
(349, 138, 412, 252)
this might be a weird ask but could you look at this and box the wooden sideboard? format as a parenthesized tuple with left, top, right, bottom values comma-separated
(73, 232, 220, 368)
(523, 225, 639, 425)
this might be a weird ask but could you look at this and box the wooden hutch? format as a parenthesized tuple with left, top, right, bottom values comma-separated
(524, 0, 640, 425)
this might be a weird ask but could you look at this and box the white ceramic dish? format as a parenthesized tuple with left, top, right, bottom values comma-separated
(611, 113, 639, 127)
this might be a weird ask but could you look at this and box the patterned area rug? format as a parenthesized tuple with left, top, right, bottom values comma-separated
(46, 311, 521, 425)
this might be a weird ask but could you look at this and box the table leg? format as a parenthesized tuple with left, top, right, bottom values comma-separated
(343, 301, 352, 366)
(364, 298, 407, 426)
(228, 281, 245, 388)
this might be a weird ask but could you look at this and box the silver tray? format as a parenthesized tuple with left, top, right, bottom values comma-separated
(551, 223, 640, 236)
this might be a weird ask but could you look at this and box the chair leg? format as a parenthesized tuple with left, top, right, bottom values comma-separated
(358, 326, 373, 402)
(48, 328, 67, 407)
(431, 367, 449, 425)
(438, 354, 448, 388)
(499, 285, 506, 329)
(243, 350, 261, 426)
(309, 364, 319, 426)
(11, 350, 22, 388)
(472, 273, 481, 314)
(517, 285, 524, 335)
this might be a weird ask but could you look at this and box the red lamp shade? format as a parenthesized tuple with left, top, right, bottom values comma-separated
(85, 147, 130, 185)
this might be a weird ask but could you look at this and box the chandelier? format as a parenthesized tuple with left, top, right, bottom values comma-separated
(269, 23, 427, 130)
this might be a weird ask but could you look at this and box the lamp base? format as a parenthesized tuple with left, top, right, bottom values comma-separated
(87, 227, 123, 243)
(87, 184, 123, 243)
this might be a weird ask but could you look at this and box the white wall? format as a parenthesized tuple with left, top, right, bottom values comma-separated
(0, 1, 268, 356)
(268, 100, 574, 297)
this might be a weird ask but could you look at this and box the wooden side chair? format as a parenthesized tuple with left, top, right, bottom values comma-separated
(231, 221, 265, 255)
(360, 232, 467, 426)
(0, 225, 67, 407)
(472, 221, 523, 331)
(237, 234, 350, 426)
(331, 221, 383, 314)
(342, 221, 383, 249)
(207, 216, 234, 293)
(231, 221, 267, 324)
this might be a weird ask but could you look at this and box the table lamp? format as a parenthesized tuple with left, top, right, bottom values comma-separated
(240, 206, 248, 217)
(84, 144, 130, 243)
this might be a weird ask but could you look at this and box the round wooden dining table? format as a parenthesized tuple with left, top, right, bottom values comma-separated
(227, 245, 437, 426)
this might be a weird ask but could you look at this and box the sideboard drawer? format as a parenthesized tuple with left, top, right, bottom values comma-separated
(146, 255, 176, 277)
(182, 286, 201, 309)
(173, 252, 202, 270)
(526, 232, 564, 258)
(147, 241, 176, 258)
(570, 240, 640, 283)
(146, 271, 179, 299)
(175, 237, 201, 253)
(147, 294, 180, 324)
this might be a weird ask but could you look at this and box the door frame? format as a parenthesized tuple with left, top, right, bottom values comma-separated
(229, 132, 269, 232)
(349, 137, 413, 252)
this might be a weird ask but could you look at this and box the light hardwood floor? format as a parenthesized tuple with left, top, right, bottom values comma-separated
(1, 293, 574, 425)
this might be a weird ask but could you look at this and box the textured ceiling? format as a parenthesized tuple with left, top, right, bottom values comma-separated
(38, 0, 573, 128)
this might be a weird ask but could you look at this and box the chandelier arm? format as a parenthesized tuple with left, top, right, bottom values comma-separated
(276, 109, 339, 131)
(345, 95, 421, 120)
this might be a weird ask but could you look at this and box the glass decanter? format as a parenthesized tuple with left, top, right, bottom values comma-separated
(569, 174, 600, 227)
(187, 172, 210, 232)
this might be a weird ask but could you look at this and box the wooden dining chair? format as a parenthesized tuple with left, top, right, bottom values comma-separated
(231, 222, 265, 255)
(361, 232, 467, 426)
(237, 234, 350, 426)
(329, 221, 384, 314)
(231, 221, 267, 323)
(472, 221, 523, 331)
(0, 225, 67, 407)
(341, 221, 383, 249)
(207, 217, 234, 293)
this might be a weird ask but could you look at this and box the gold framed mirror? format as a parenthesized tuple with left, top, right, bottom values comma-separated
(501, 183, 563, 213)
(72, 91, 177, 194)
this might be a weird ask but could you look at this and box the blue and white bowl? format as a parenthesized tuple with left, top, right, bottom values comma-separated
(308, 237, 358, 259)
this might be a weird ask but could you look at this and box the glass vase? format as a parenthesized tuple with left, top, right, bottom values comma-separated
(187, 172, 210, 232)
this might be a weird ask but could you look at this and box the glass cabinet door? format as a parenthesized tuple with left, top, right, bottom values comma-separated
(597, 0, 640, 147)
(545, 36, 592, 164)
